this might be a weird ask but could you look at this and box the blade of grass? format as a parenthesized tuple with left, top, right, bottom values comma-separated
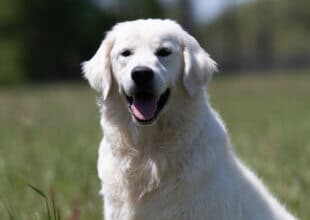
(28, 184, 51, 220)
(50, 188, 56, 220)
(57, 207, 61, 220)
(0, 199, 15, 220)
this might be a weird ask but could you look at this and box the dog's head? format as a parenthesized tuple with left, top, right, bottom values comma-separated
(83, 19, 217, 125)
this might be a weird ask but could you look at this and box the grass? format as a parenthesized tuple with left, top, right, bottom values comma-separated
(0, 72, 309, 219)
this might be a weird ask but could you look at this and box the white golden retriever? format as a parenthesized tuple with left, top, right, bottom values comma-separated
(83, 19, 296, 220)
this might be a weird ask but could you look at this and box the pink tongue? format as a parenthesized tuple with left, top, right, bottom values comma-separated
(130, 97, 157, 121)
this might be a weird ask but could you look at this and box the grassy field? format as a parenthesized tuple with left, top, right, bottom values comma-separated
(0, 72, 309, 219)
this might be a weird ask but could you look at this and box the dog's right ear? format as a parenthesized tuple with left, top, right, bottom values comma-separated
(82, 32, 115, 100)
(182, 32, 217, 97)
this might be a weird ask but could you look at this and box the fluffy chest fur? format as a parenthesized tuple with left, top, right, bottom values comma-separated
(98, 94, 234, 219)
(97, 95, 295, 220)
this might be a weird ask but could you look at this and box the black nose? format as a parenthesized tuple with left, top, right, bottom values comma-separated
(131, 66, 154, 85)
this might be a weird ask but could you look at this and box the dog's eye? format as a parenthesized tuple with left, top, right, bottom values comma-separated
(121, 49, 132, 57)
(156, 47, 172, 57)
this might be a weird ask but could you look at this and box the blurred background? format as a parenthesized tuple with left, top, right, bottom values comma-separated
(0, 0, 309, 219)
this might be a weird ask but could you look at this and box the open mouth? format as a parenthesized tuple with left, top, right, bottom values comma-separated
(124, 89, 170, 124)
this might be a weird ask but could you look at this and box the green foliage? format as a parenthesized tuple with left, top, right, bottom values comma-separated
(0, 0, 23, 25)
(203, 0, 310, 70)
(0, 38, 24, 83)
(116, 0, 164, 20)
(0, 0, 118, 83)
(19, 0, 117, 81)
(0, 0, 25, 83)
(0, 72, 309, 219)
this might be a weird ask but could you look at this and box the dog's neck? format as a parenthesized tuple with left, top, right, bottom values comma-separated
(99, 89, 229, 204)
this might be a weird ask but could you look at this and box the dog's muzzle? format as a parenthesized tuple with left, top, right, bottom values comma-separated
(124, 89, 170, 125)
(123, 66, 170, 125)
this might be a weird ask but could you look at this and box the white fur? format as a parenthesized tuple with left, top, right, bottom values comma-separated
(83, 19, 296, 220)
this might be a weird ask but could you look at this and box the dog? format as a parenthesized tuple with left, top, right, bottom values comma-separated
(83, 19, 296, 220)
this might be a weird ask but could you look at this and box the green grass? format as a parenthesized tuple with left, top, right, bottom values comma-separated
(0, 72, 309, 219)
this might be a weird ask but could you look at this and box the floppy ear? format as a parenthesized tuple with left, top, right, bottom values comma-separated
(82, 32, 115, 100)
(182, 33, 217, 96)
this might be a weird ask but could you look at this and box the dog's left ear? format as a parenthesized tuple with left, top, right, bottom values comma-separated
(182, 33, 217, 96)
(82, 31, 115, 100)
